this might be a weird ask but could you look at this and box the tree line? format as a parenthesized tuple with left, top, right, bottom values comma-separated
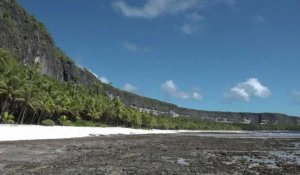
(0, 49, 299, 131)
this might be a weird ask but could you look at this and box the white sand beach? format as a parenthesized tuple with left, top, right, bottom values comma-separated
(0, 124, 245, 141)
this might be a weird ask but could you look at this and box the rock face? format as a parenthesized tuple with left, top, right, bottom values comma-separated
(0, 0, 299, 124)
(1, 0, 59, 78)
(0, 0, 97, 85)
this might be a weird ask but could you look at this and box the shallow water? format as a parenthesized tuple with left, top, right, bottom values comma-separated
(223, 149, 300, 169)
(269, 150, 300, 164)
(182, 131, 300, 138)
(177, 158, 189, 166)
(233, 155, 278, 168)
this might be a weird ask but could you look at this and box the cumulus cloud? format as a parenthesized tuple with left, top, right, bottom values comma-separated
(99, 76, 110, 84)
(123, 83, 138, 93)
(75, 63, 84, 70)
(186, 12, 206, 21)
(161, 80, 202, 100)
(252, 15, 266, 23)
(291, 90, 300, 105)
(112, 0, 200, 19)
(113, 0, 235, 35)
(112, 0, 235, 19)
(87, 69, 110, 84)
(224, 78, 271, 101)
(87, 69, 99, 79)
(179, 11, 206, 35)
(123, 41, 150, 53)
(192, 92, 202, 100)
(211, 0, 236, 6)
(179, 23, 200, 35)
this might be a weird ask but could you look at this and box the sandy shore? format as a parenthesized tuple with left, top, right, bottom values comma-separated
(0, 124, 245, 141)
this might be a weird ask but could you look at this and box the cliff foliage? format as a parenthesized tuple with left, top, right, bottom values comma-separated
(1, 49, 300, 131)
(0, 0, 299, 126)
(0, 49, 238, 130)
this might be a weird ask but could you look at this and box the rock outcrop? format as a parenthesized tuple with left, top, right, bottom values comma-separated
(0, 0, 97, 85)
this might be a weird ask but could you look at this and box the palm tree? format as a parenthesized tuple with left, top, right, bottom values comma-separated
(0, 76, 24, 119)
(16, 83, 42, 124)
(93, 82, 103, 96)
(0, 50, 20, 119)
(0, 80, 11, 118)
(2, 111, 15, 124)
(15, 62, 44, 124)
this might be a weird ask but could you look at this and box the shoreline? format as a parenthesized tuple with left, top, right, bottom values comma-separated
(1, 124, 300, 142)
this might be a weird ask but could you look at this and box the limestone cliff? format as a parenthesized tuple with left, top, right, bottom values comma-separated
(0, 0, 97, 85)
(0, 0, 299, 124)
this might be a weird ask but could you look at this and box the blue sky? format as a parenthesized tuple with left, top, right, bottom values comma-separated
(18, 0, 300, 116)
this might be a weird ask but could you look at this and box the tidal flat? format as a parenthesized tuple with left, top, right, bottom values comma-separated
(0, 133, 299, 174)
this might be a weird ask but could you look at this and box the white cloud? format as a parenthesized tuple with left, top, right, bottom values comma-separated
(113, 0, 236, 19)
(179, 12, 206, 35)
(75, 63, 84, 70)
(87, 69, 99, 78)
(84, 68, 110, 84)
(112, 0, 201, 19)
(192, 92, 202, 100)
(225, 78, 271, 101)
(161, 80, 202, 100)
(210, 0, 236, 6)
(99, 76, 110, 84)
(253, 15, 266, 23)
(179, 22, 201, 35)
(112, 0, 236, 19)
(123, 83, 138, 93)
(113, 0, 235, 35)
(292, 90, 300, 105)
(123, 41, 150, 52)
(186, 12, 206, 21)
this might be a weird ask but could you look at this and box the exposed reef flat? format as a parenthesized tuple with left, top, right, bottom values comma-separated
(0, 133, 299, 174)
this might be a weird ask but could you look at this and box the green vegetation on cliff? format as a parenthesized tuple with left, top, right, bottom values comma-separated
(0, 0, 299, 128)
(1, 49, 300, 131)
(0, 49, 234, 129)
